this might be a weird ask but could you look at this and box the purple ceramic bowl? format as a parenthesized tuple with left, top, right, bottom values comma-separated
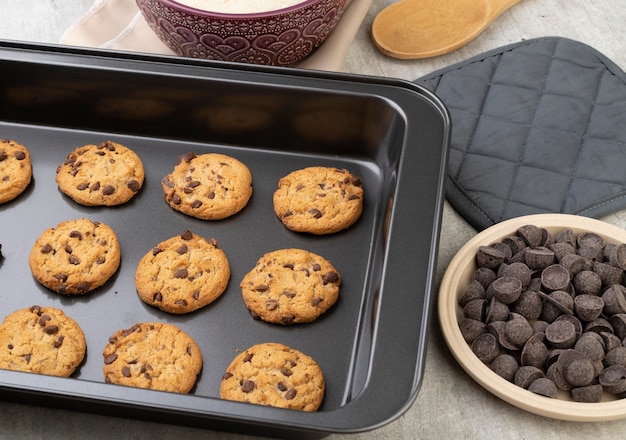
(136, 0, 349, 66)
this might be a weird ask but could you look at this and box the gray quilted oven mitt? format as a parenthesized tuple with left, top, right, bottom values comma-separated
(416, 37, 626, 231)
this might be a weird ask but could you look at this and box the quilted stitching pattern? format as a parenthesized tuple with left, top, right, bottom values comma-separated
(417, 37, 626, 231)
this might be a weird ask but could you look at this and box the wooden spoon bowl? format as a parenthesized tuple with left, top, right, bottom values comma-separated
(372, 0, 523, 59)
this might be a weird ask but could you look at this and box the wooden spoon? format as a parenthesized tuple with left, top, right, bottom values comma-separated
(372, 0, 523, 59)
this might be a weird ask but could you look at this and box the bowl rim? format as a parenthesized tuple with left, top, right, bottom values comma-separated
(156, 0, 328, 18)
(438, 213, 626, 422)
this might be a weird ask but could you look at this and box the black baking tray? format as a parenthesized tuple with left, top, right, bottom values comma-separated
(0, 41, 449, 439)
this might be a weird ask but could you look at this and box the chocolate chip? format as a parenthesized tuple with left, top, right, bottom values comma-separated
(281, 367, 293, 377)
(517, 224, 544, 248)
(53, 336, 64, 348)
(38, 315, 51, 326)
(181, 230, 193, 240)
(285, 389, 297, 400)
(174, 268, 188, 278)
(572, 270, 602, 295)
(179, 152, 196, 163)
(312, 297, 324, 307)
(41, 243, 53, 254)
(122, 366, 131, 377)
(104, 354, 118, 364)
(600, 365, 626, 394)
(44, 325, 59, 335)
(490, 353, 519, 381)
(476, 246, 506, 270)
(472, 267, 497, 290)
(595, 261, 624, 286)
(471, 333, 500, 363)
(244, 353, 253, 363)
(514, 365, 545, 389)
(176, 244, 188, 254)
(162, 177, 174, 188)
(322, 271, 339, 285)
(541, 264, 571, 292)
(486, 276, 522, 304)
(463, 299, 487, 321)
(241, 380, 255, 393)
(69, 255, 80, 265)
(76, 282, 91, 293)
(571, 384, 603, 402)
(309, 208, 322, 218)
(222, 372, 233, 380)
(459, 280, 486, 306)
(528, 377, 558, 398)
(127, 180, 140, 192)
(153, 292, 163, 302)
(281, 315, 295, 325)
(573, 294, 605, 321)
(459, 318, 487, 343)
(175, 299, 188, 306)
(603, 285, 626, 315)
(605, 346, 626, 367)
(191, 200, 203, 208)
(69, 231, 82, 240)
(265, 300, 279, 310)
(525, 247, 556, 270)
(545, 320, 577, 349)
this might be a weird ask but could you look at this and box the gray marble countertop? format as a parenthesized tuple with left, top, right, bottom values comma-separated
(1, 1, 626, 439)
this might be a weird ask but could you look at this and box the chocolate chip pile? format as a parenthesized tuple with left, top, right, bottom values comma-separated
(459, 224, 626, 402)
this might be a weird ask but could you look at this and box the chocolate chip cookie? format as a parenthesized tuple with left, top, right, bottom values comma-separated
(240, 248, 340, 324)
(135, 230, 230, 314)
(0, 305, 86, 377)
(56, 140, 144, 206)
(273, 166, 363, 234)
(220, 342, 325, 411)
(0, 139, 32, 204)
(29, 218, 121, 295)
(103, 322, 202, 394)
(161, 152, 253, 220)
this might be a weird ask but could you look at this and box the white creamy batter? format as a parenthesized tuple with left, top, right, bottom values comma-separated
(175, 0, 307, 13)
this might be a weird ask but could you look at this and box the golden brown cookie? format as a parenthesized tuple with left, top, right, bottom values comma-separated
(55, 140, 144, 206)
(29, 218, 121, 295)
(220, 342, 325, 411)
(161, 152, 252, 220)
(273, 166, 363, 235)
(0, 139, 32, 204)
(135, 230, 230, 314)
(0, 305, 86, 377)
(103, 322, 202, 394)
(240, 248, 340, 324)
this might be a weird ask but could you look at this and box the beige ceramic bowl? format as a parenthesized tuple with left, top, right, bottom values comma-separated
(439, 213, 626, 421)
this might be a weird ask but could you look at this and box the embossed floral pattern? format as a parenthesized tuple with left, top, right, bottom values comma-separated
(136, 0, 346, 66)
